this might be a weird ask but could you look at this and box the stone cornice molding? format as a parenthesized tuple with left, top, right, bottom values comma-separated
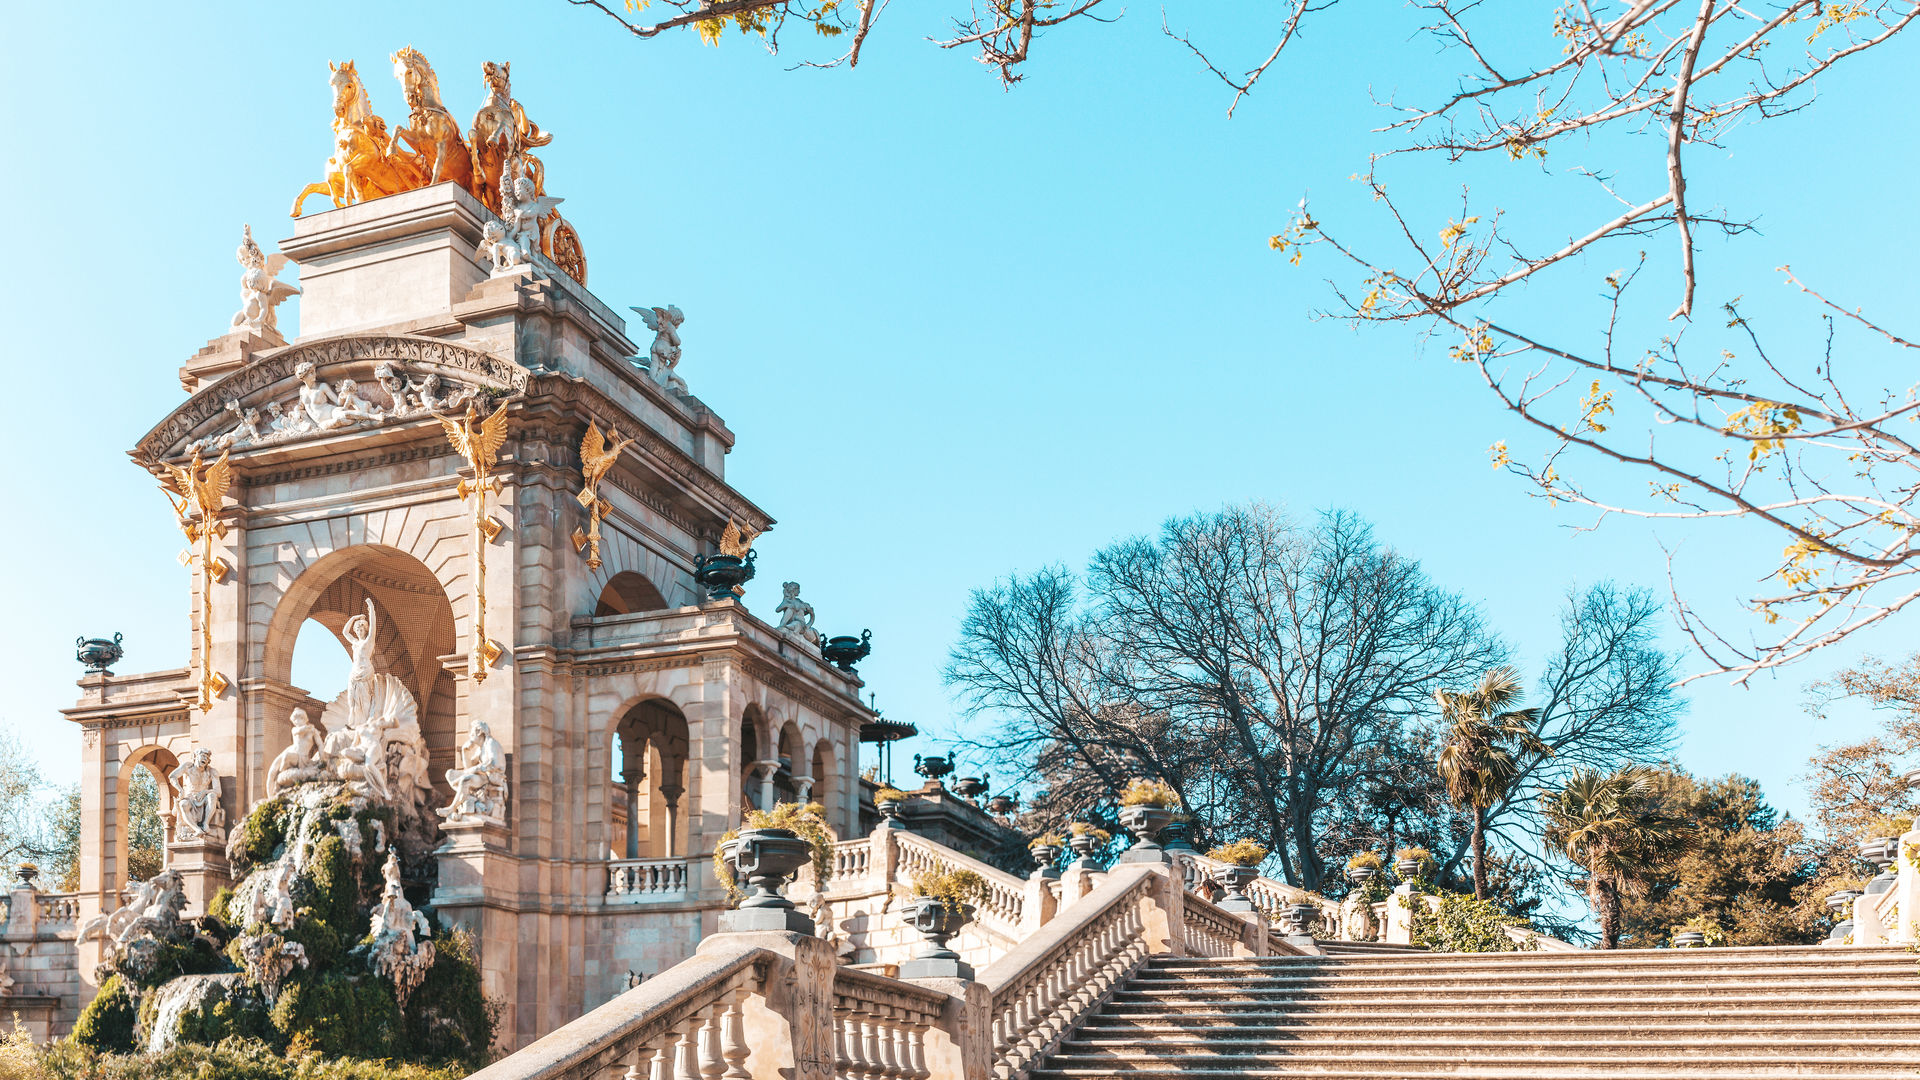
(134, 334, 532, 465)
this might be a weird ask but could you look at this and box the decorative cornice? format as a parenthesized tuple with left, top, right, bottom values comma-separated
(250, 442, 454, 488)
(135, 335, 532, 464)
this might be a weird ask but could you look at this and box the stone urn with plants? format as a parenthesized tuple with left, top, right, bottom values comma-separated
(1116, 778, 1182, 864)
(1067, 823, 1110, 870)
(1825, 884, 1864, 943)
(1206, 840, 1268, 913)
(901, 867, 990, 979)
(1346, 852, 1385, 889)
(1028, 834, 1064, 879)
(714, 802, 835, 933)
(1393, 847, 1435, 885)
(1670, 917, 1723, 949)
(873, 786, 909, 830)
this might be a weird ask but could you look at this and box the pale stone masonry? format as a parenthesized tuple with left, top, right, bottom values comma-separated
(50, 181, 877, 1049)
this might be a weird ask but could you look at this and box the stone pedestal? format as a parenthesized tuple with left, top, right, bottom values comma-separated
(718, 907, 815, 935)
(166, 835, 231, 916)
(904, 976, 989, 1080)
(431, 818, 514, 908)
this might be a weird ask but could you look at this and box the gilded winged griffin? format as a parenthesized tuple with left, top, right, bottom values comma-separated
(572, 420, 637, 569)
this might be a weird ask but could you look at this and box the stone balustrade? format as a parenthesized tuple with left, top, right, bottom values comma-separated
(607, 857, 693, 902)
(465, 936, 773, 1080)
(979, 865, 1159, 1080)
(1, 886, 83, 1040)
(831, 967, 947, 1080)
(479, 826, 1316, 1080)
(1176, 853, 1339, 938)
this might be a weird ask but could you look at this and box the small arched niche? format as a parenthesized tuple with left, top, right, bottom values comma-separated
(595, 572, 667, 617)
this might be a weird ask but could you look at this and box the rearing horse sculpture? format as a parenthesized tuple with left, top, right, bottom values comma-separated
(390, 47, 474, 193)
(469, 60, 554, 214)
(291, 61, 423, 217)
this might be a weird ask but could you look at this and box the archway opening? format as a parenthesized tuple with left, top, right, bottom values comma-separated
(609, 699, 690, 860)
(595, 572, 667, 617)
(117, 747, 177, 891)
(265, 545, 458, 800)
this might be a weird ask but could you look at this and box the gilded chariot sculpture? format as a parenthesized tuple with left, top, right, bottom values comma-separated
(291, 49, 587, 285)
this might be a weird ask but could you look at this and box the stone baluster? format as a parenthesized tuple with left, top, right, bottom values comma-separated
(700, 1000, 727, 1080)
(626, 1043, 659, 1080)
(722, 987, 751, 1080)
(863, 1014, 886, 1080)
(673, 1016, 702, 1080)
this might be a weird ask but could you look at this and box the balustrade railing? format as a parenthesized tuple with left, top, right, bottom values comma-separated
(1177, 854, 1337, 938)
(831, 838, 873, 882)
(607, 858, 692, 902)
(1180, 893, 1248, 958)
(37, 893, 79, 925)
(832, 967, 946, 1080)
(981, 865, 1157, 1080)
(894, 833, 1025, 936)
(467, 942, 769, 1080)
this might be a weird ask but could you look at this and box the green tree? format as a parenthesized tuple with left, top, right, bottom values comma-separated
(1615, 769, 1823, 948)
(1543, 767, 1694, 949)
(1436, 666, 1547, 901)
(125, 767, 165, 883)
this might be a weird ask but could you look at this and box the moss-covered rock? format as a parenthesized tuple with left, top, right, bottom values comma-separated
(270, 971, 404, 1060)
(71, 975, 138, 1053)
(230, 795, 291, 876)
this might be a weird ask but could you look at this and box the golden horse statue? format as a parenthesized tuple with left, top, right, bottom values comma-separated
(290, 61, 423, 217)
(390, 47, 474, 193)
(469, 61, 553, 215)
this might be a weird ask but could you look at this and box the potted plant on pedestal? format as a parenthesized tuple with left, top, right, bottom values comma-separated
(1117, 779, 1182, 863)
(1206, 840, 1269, 912)
(873, 786, 909, 829)
(1670, 917, 1724, 949)
(1067, 823, 1111, 870)
(901, 867, 990, 978)
(1393, 847, 1436, 885)
(1028, 833, 1065, 879)
(714, 802, 835, 932)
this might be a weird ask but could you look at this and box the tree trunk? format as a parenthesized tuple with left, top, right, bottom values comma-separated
(1471, 806, 1488, 900)
(1589, 876, 1618, 949)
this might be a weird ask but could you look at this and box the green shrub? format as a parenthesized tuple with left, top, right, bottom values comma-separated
(231, 797, 290, 876)
(71, 975, 138, 1053)
(35, 1037, 470, 1080)
(1118, 778, 1181, 809)
(1346, 851, 1384, 872)
(909, 868, 990, 912)
(270, 972, 403, 1061)
(1410, 893, 1539, 953)
(208, 887, 236, 925)
(1207, 840, 1269, 867)
(404, 929, 496, 1070)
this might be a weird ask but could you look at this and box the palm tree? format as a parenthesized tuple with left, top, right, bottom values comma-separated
(1543, 766, 1695, 949)
(1436, 666, 1548, 900)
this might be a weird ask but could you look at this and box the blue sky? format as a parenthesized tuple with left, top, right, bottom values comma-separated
(2, 1, 1913, 825)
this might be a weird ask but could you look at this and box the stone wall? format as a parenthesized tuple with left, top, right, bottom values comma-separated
(0, 887, 83, 1039)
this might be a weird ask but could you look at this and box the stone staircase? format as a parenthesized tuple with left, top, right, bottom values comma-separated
(1030, 945, 1920, 1079)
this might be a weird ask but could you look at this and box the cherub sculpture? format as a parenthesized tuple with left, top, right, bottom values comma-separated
(232, 225, 301, 337)
(497, 165, 562, 274)
(774, 581, 822, 646)
(374, 362, 422, 415)
(294, 361, 357, 430)
(169, 747, 226, 843)
(477, 219, 522, 275)
(632, 305, 686, 393)
(438, 720, 508, 825)
(334, 379, 384, 422)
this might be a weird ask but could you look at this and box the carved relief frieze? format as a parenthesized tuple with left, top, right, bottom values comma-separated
(251, 443, 454, 488)
(137, 336, 533, 463)
(573, 653, 708, 678)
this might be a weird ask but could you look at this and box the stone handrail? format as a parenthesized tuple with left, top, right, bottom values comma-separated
(1177, 853, 1338, 937)
(833, 966, 950, 1080)
(832, 838, 872, 881)
(980, 864, 1158, 1080)
(1180, 891, 1254, 958)
(36, 893, 79, 925)
(465, 938, 771, 1080)
(606, 857, 692, 902)
(894, 832, 1026, 936)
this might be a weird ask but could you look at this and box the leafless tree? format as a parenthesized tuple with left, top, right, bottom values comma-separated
(946, 505, 1504, 892)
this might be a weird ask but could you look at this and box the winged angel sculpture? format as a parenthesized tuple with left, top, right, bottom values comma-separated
(633, 305, 686, 393)
(572, 420, 636, 569)
(435, 400, 512, 679)
(232, 226, 301, 337)
(479, 166, 564, 276)
(161, 450, 234, 709)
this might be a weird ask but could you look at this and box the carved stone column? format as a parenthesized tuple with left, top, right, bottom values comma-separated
(792, 775, 814, 804)
(659, 784, 684, 857)
(753, 759, 783, 812)
(622, 741, 645, 861)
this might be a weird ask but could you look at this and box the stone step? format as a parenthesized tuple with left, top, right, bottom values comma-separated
(1101, 994, 1920, 1014)
(1112, 982, 1920, 1002)
(1035, 1053, 1920, 1074)
(1146, 951, 1917, 975)
(1079, 1012, 1920, 1032)
(1057, 1035, 1906, 1057)
(1036, 1060, 1920, 1068)
(1127, 966, 1920, 987)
